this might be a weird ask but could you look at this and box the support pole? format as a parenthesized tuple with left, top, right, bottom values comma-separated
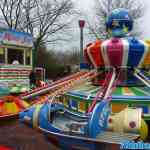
(80, 27, 84, 64)
(78, 20, 87, 69)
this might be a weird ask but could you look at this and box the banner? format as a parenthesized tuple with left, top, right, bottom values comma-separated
(0, 28, 33, 47)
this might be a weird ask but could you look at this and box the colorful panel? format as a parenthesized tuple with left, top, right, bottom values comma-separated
(84, 43, 93, 64)
(142, 40, 150, 67)
(130, 87, 148, 96)
(63, 98, 69, 107)
(126, 87, 150, 114)
(70, 99, 78, 110)
(1, 29, 33, 47)
(141, 107, 149, 113)
(78, 101, 86, 113)
(122, 87, 134, 96)
(87, 40, 104, 68)
(138, 41, 149, 67)
(140, 86, 150, 95)
(113, 87, 122, 95)
(132, 104, 149, 114)
(2, 102, 19, 114)
(127, 38, 145, 67)
(107, 38, 124, 66)
(87, 102, 92, 111)
(0, 65, 31, 87)
(111, 104, 128, 113)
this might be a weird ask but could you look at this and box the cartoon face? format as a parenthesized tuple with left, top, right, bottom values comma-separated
(106, 8, 133, 37)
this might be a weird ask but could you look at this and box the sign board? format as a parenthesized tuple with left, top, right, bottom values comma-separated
(0, 28, 33, 47)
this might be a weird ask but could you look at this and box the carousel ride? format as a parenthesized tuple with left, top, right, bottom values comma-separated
(19, 8, 150, 150)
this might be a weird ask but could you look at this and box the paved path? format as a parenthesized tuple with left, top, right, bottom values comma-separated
(0, 119, 60, 150)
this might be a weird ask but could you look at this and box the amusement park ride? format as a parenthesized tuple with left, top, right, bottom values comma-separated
(1, 8, 150, 150)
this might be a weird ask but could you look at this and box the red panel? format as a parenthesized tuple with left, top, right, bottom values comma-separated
(87, 40, 104, 68)
(106, 38, 123, 67)
(84, 43, 93, 64)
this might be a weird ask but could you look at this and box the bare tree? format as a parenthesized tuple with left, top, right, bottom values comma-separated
(0, 0, 22, 29)
(65, 47, 80, 65)
(88, 0, 144, 39)
(0, 0, 74, 49)
(55, 47, 80, 66)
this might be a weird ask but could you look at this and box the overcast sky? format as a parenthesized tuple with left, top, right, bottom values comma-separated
(52, 0, 150, 51)
(142, 0, 150, 39)
(73, 0, 150, 39)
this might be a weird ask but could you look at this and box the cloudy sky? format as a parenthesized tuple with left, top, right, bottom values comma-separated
(142, 0, 150, 39)
(73, 0, 150, 39)
(52, 0, 150, 51)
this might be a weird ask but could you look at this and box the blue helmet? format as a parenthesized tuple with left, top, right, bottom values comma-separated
(106, 8, 133, 37)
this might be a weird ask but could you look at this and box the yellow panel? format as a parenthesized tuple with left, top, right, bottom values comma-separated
(26, 50, 31, 57)
(0, 48, 4, 55)
(78, 101, 86, 113)
(142, 40, 150, 66)
(63, 99, 68, 107)
(3, 102, 19, 114)
(142, 52, 150, 66)
(140, 119, 148, 140)
(21, 100, 30, 108)
(111, 104, 128, 113)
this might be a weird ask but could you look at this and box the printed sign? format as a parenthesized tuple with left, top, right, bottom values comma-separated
(0, 29, 33, 47)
